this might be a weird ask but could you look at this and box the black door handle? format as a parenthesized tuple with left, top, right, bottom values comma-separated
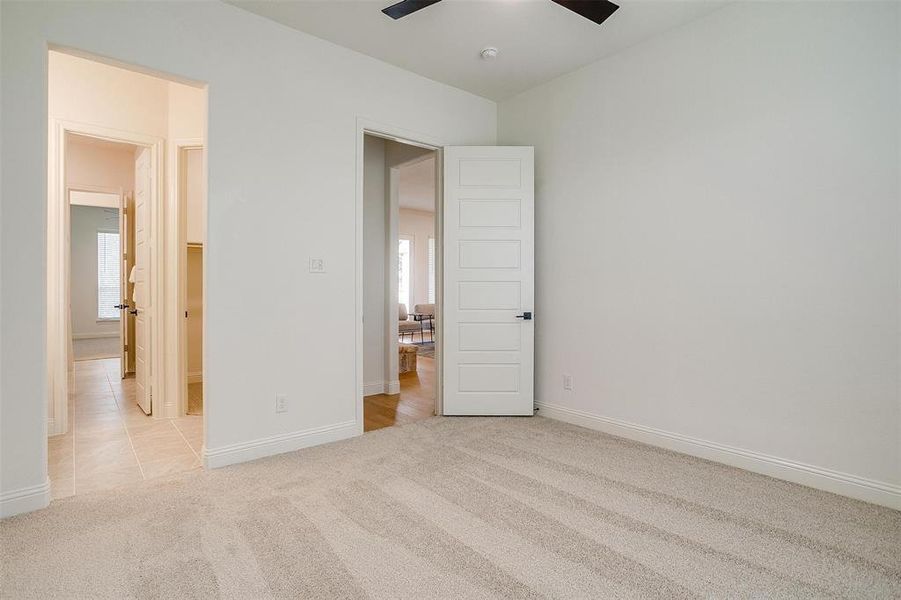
(515, 312, 532, 321)
(129, 309, 139, 315)
(114, 304, 129, 310)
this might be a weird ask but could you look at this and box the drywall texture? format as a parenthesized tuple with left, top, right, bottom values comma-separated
(1, 1, 495, 508)
(500, 2, 900, 487)
(70, 206, 120, 338)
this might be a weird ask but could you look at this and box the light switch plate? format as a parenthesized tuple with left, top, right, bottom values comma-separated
(309, 258, 325, 273)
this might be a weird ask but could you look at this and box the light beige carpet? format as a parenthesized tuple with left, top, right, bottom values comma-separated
(2, 417, 899, 598)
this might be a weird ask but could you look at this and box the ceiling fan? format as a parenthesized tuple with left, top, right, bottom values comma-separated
(382, 0, 619, 26)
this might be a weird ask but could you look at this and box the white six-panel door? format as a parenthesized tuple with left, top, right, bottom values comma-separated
(134, 148, 151, 414)
(443, 146, 534, 415)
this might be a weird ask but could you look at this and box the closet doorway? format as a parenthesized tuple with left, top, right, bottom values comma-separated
(178, 144, 206, 418)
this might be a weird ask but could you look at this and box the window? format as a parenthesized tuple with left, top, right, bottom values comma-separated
(428, 236, 435, 304)
(398, 237, 412, 313)
(97, 231, 120, 321)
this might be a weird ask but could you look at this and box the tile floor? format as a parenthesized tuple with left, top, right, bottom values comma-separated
(48, 358, 203, 500)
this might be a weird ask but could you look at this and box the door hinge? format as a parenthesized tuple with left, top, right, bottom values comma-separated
(123, 344, 128, 352)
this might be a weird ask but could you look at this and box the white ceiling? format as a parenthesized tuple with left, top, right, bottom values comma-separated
(398, 156, 436, 212)
(227, 0, 727, 100)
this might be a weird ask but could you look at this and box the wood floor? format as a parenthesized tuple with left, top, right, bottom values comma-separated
(364, 355, 435, 432)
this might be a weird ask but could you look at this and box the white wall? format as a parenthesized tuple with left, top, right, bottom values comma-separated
(363, 135, 388, 392)
(499, 1, 901, 500)
(70, 206, 120, 339)
(1, 1, 495, 513)
(66, 136, 135, 193)
(398, 208, 435, 309)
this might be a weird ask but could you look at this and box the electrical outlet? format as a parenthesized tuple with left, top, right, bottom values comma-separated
(563, 374, 574, 391)
(309, 258, 325, 273)
(275, 393, 288, 413)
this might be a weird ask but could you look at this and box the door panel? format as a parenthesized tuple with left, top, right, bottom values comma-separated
(134, 148, 151, 414)
(443, 146, 534, 416)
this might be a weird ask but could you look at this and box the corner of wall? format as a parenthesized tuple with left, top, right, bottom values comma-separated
(0, 478, 51, 519)
(536, 401, 901, 511)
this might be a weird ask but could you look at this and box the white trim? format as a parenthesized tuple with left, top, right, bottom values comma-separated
(202, 421, 357, 469)
(0, 479, 51, 518)
(69, 189, 120, 208)
(72, 332, 120, 340)
(535, 401, 901, 510)
(187, 371, 203, 384)
(364, 382, 385, 396)
(363, 380, 400, 396)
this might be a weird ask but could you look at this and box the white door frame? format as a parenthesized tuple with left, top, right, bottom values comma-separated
(48, 119, 164, 435)
(355, 118, 445, 433)
(171, 139, 205, 419)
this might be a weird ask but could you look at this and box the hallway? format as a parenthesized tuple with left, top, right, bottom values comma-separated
(48, 358, 203, 499)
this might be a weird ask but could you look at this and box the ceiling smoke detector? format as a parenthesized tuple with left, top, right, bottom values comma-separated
(480, 47, 499, 60)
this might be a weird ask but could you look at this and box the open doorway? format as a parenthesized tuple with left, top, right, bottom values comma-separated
(46, 50, 206, 500)
(66, 136, 135, 367)
(362, 133, 439, 431)
(180, 145, 205, 418)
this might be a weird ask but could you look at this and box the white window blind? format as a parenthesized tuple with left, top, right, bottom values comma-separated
(97, 231, 120, 320)
(428, 237, 435, 304)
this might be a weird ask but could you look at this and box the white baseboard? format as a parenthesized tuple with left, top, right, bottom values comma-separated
(47, 417, 66, 437)
(187, 371, 203, 384)
(73, 332, 119, 340)
(536, 401, 901, 511)
(363, 380, 400, 396)
(202, 420, 357, 469)
(0, 478, 51, 518)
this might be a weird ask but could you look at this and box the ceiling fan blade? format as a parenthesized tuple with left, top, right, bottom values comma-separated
(382, 0, 443, 20)
(550, 0, 619, 25)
